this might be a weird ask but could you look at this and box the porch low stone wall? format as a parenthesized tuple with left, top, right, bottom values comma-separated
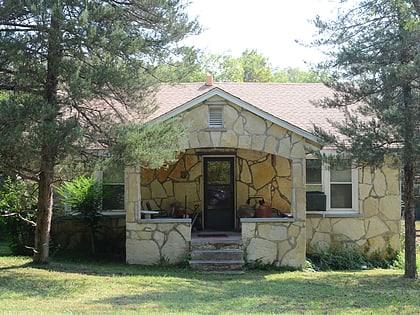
(241, 218, 306, 269)
(126, 219, 191, 265)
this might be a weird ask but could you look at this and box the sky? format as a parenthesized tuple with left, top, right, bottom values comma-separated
(184, 0, 348, 69)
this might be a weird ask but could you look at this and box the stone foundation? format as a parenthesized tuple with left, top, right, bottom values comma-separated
(241, 218, 305, 269)
(126, 219, 191, 265)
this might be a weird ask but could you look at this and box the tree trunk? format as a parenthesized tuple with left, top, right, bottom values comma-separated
(32, 5, 62, 264)
(404, 161, 417, 278)
(33, 150, 54, 264)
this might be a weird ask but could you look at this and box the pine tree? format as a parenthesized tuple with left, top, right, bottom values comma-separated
(0, 0, 200, 263)
(311, 0, 419, 278)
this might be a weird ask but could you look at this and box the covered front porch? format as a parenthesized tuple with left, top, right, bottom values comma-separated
(125, 142, 309, 269)
(126, 214, 305, 270)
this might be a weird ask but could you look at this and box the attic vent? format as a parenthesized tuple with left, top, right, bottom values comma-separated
(208, 106, 223, 128)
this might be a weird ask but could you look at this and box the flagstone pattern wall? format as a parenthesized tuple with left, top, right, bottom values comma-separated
(126, 219, 191, 265)
(124, 96, 400, 266)
(139, 97, 306, 218)
(306, 163, 401, 253)
(241, 219, 306, 268)
(139, 148, 293, 217)
(125, 98, 308, 266)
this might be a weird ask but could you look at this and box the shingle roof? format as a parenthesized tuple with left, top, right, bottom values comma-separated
(151, 82, 343, 136)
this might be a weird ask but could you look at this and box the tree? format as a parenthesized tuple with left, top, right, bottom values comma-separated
(311, 0, 419, 278)
(0, 0, 200, 264)
(240, 49, 274, 82)
(272, 67, 322, 83)
(183, 49, 322, 83)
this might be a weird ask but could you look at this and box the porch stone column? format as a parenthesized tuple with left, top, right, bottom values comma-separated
(125, 166, 141, 223)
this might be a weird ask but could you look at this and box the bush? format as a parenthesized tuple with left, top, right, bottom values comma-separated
(56, 175, 103, 254)
(307, 242, 401, 271)
(0, 177, 37, 255)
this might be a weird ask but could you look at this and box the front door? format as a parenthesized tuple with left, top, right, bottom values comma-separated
(203, 157, 235, 231)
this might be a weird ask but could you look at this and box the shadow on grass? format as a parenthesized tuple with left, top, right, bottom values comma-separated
(1, 251, 419, 314)
(90, 271, 420, 314)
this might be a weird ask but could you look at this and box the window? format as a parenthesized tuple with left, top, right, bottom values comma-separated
(329, 163, 353, 209)
(306, 158, 358, 212)
(208, 105, 223, 128)
(306, 159, 322, 192)
(98, 165, 125, 211)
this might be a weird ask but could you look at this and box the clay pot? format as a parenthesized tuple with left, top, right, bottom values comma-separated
(255, 203, 272, 218)
(238, 204, 255, 218)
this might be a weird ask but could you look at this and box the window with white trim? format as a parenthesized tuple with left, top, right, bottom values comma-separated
(208, 105, 223, 128)
(96, 165, 125, 212)
(306, 159, 358, 212)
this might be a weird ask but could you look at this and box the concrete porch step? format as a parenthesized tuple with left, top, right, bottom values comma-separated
(191, 249, 243, 261)
(189, 259, 245, 273)
(189, 235, 244, 273)
(190, 239, 243, 250)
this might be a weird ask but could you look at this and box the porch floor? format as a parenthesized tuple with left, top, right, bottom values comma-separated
(191, 231, 242, 242)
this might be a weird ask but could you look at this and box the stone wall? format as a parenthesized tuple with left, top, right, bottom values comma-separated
(126, 219, 191, 265)
(241, 218, 306, 269)
(125, 97, 309, 264)
(306, 162, 401, 254)
(140, 148, 293, 219)
(51, 215, 125, 255)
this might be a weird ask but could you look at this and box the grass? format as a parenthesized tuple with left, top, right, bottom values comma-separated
(1, 249, 419, 315)
(1, 222, 419, 315)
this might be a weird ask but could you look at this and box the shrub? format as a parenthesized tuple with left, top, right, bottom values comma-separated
(307, 242, 401, 271)
(0, 177, 37, 254)
(56, 175, 103, 254)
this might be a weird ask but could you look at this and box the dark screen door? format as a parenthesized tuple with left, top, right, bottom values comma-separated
(204, 157, 235, 230)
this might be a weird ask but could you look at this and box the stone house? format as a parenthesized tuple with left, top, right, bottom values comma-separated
(117, 77, 401, 269)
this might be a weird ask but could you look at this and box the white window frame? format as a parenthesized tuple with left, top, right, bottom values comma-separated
(306, 158, 358, 213)
(94, 168, 125, 213)
(323, 165, 358, 212)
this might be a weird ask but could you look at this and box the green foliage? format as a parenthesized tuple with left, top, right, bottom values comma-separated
(307, 243, 401, 271)
(310, 0, 419, 167)
(56, 176, 103, 254)
(245, 257, 298, 272)
(0, 177, 37, 254)
(183, 50, 322, 83)
(0, 0, 200, 262)
(0, 177, 37, 214)
(109, 117, 188, 168)
(56, 175, 102, 219)
(310, 0, 419, 278)
(272, 67, 324, 83)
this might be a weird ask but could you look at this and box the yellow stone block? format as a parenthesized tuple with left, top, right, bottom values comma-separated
(250, 157, 276, 190)
(233, 116, 244, 134)
(365, 216, 389, 239)
(221, 130, 238, 147)
(243, 111, 267, 134)
(241, 222, 256, 240)
(258, 224, 288, 241)
(333, 218, 366, 241)
(363, 197, 379, 217)
(373, 170, 387, 197)
(264, 136, 278, 155)
(379, 196, 401, 220)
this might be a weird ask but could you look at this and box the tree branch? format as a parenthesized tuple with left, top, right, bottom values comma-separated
(1, 212, 37, 227)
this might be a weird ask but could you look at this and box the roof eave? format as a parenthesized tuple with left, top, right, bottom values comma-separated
(149, 87, 324, 147)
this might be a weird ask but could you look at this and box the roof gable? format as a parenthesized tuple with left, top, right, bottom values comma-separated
(149, 82, 345, 147)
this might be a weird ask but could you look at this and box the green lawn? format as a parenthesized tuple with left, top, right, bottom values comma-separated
(1, 252, 419, 315)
